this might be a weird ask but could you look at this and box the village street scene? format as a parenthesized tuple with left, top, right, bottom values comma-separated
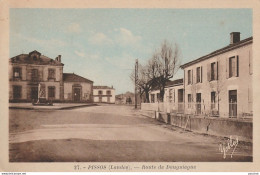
(9, 9, 253, 162)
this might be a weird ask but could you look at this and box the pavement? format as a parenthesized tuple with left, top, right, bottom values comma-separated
(9, 104, 252, 162)
(9, 102, 97, 110)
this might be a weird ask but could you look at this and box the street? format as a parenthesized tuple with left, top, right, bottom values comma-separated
(9, 104, 252, 162)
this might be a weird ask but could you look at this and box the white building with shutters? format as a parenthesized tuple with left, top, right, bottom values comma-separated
(180, 32, 253, 118)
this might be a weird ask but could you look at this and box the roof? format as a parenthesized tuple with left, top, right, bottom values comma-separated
(165, 78, 183, 87)
(93, 86, 114, 90)
(63, 73, 93, 83)
(180, 36, 253, 69)
(9, 50, 64, 66)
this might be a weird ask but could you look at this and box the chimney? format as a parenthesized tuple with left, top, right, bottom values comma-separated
(230, 32, 240, 44)
(57, 55, 61, 62)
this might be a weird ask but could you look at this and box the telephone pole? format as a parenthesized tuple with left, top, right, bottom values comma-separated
(135, 59, 138, 109)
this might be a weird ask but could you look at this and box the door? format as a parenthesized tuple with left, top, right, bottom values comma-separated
(74, 88, 81, 102)
(196, 93, 201, 115)
(107, 97, 110, 103)
(229, 90, 237, 117)
(99, 96, 102, 102)
(31, 87, 38, 100)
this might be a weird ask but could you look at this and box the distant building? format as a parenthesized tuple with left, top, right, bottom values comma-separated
(9, 50, 93, 103)
(63, 73, 93, 102)
(180, 33, 253, 118)
(115, 91, 135, 105)
(93, 86, 115, 103)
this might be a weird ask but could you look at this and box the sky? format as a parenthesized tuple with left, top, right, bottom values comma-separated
(10, 9, 252, 94)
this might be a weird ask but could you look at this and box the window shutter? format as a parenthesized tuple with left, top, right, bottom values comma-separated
(191, 69, 193, 84)
(236, 55, 239, 77)
(216, 61, 219, 80)
(214, 62, 217, 80)
(207, 63, 210, 81)
(226, 57, 229, 79)
(201, 66, 203, 83)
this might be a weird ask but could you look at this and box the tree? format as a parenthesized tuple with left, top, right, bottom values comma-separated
(150, 40, 181, 101)
(130, 63, 154, 103)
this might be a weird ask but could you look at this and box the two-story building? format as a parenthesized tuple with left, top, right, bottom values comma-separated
(9, 50, 94, 103)
(9, 50, 64, 102)
(180, 32, 253, 118)
(93, 86, 115, 103)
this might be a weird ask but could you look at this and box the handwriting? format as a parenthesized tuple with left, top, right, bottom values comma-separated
(219, 135, 239, 159)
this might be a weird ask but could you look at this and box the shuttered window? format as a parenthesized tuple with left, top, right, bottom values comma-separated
(227, 56, 239, 78)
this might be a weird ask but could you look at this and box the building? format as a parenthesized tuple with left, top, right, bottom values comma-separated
(93, 86, 115, 103)
(180, 32, 253, 118)
(9, 50, 64, 102)
(163, 78, 184, 113)
(63, 73, 93, 102)
(9, 50, 94, 103)
(115, 91, 135, 105)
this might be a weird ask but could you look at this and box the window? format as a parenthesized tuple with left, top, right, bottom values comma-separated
(188, 70, 192, 85)
(211, 91, 216, 110)
(13, 86, 22, 99)
(98, 90, 103, 95)
(156, 93, 160, 102)
(196, 67, 202, 83)
(13, 67, 21, 78)
(48, 68, 55, 79)
(106, 90, 111, 95)
(48, 86, 55, 98)
(188, 94, 192, 108)
(207, 62, 218, 81)
(31, 69, 38, 81)
(151, 94, 155, 103)
(227, 56, 239, 78)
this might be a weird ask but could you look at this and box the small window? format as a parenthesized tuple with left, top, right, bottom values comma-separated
(48, 68, 55, 79)
(13, 85, 22, 99)
(98, 90, 103, 95)
(211, 62, 216, 80)
(156, 93, 160, 102)
(228, 56, 239, 78)
(151, 94, 155, 103)
(106, 90, 111, 95)
(31, 69, 38, 81)
(13, 67, 21, 78)
(188, 70, 192, 85)
(196, 67, 201, 83)
(48, 86, 55, 98)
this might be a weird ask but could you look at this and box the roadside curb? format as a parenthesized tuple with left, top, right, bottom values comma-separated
(9, 104, 98, 110)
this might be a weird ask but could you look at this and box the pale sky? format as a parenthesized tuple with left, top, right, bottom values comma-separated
(10, 9, 252, 94)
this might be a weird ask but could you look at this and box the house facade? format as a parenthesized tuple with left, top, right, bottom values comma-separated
(9, 50, 94, 103)
(93, 86, 115, 103)
(9, 50, 64, 102)
(163, 79, 184, 113)
(63, 73, 93, 102)
(180, 33, 253, 118)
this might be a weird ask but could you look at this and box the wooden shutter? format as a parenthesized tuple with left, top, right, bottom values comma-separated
(207, 63, 210, 81)
(191, 69, 193, 84)
(201, 66, 203, 83)
(226, 57, 229, 79)
(214, 62, 217, 80)
(236, 55, 239, 77)
(216, 61, 219, 80)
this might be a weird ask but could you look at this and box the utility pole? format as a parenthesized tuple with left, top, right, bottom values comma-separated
(135, 59, 138, 109)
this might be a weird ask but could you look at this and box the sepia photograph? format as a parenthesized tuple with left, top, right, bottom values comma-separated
(1, 1, 260, 172)
(7, 8, 253, 163)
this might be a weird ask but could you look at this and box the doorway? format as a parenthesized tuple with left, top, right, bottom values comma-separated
(196, 93, 201, 115)
(31, 87, 38, 100)
(73, 88, 81, 102)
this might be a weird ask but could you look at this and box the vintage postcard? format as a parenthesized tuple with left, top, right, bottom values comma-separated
(0, 0, 260, 173)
